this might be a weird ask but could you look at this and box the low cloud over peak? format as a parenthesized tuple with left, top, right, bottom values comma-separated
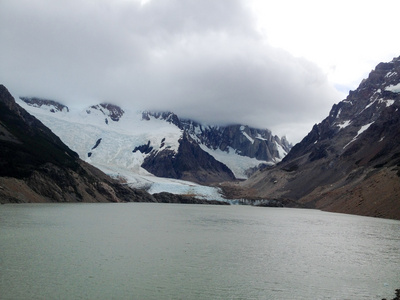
(0, 0, 340, 143)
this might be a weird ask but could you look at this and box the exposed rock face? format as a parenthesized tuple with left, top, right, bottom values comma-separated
(144, 111, 291, 162)
(20, 97, 69, 113)
(142, 133, 235, 184)
(132, 141, 153, 155)
(89, 102, 125, 122)
(234, 56, 400, 220)
(142, 111, 181, 127)
(186, 123, 286, 161)
(0, 85, 153, 203)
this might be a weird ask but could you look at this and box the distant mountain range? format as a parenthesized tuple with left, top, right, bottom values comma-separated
(2, 55, 400, 220)
(16, 98, 291, 194)
(230, 56, 400, 220)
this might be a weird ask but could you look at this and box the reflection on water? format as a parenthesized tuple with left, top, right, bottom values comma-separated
(0, 203, 399, 299)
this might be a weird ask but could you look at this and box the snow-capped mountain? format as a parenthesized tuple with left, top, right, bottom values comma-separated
(142, 111, 291, 162)
(0, 85, 156, 203)
(17, 99, 291, 198)
(237, 56, 400, 219)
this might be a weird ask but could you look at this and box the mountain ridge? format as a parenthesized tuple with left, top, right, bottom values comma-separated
(228, 56, 400, 220)
(143, 110, 291, 161)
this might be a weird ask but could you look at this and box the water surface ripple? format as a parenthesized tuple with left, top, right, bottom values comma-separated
(0, 203, 399, 299)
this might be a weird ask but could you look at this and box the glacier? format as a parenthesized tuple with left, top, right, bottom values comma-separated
(17, 99, 279, 199)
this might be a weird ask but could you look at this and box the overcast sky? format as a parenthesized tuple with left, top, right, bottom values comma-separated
(1, 0, 399, 143)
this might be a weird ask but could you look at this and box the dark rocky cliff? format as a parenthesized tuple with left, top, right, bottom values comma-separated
(142, 133, 235, 184)
(232, 57, 400, 220)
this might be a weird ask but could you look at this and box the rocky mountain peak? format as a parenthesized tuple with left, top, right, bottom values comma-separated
(143, 110, 291, 162)
(141, 131, 235, 184)
(285, 56, 400, 163)
(142, 111, 181, 127)
(90, 103, 125, 122)
(20, 97, 69, 113)
(236, 56, 400, 220)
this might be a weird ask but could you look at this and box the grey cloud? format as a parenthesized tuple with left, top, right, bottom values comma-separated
(0, 0, 340, 143)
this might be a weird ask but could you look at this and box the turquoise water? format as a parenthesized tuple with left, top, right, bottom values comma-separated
(1, 203, 399, 299)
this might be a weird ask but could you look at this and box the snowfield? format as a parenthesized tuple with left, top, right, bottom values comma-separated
(199, 145, 272, 179)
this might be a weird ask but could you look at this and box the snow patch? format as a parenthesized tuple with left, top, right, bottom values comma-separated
(364, 99, 377, 111)
(193, 125, 202, 135)
(343, 122, 374, 149)
(255, 134, 267, 141)
(242, 131, 254, 144)
(240, 126, 254, 144)
(360, 95, 394, 113)
(385, 71, 397, 78)
(337, 120, 351, 129)
(385, 83, 400, 93)
(275, 142, 287, 159)
(379, 99, 395, 107)
(342, 100, 353, 105)
(199, 145, 270, 179)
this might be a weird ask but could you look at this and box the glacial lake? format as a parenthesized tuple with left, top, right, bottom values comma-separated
(0, 203, 399, 299)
